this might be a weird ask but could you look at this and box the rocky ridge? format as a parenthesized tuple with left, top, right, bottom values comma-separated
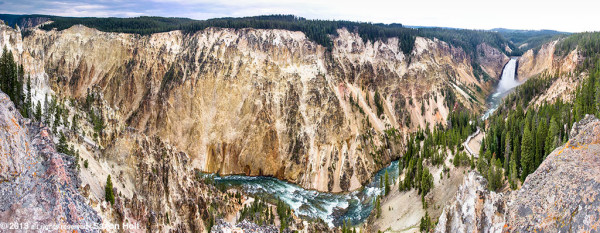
(0, 88, 272, 232)
(505, 114, 600, 232)
(0, 90, 101, 232)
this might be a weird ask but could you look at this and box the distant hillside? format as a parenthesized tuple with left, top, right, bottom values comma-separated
(0, 14, 51, 29)
(492, 28, 568, 53)
(0, 14, 514, 57)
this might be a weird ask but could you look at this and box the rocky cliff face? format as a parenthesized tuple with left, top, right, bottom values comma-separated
(0, 88, 263, 232)
(436, 115, 600, 233)
(516, 40, 583, 107)
(476, 43, 510, 79)
(100, 130, 246, 232)
(434, 172, 506, 233)
(505, 115, 600, 232)
(1, 24, 508, 192)
(0, 91, 101, 232)
(517, 40, 581, 81)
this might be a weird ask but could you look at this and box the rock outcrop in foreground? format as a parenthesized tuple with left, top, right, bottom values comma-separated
(436, 115, 600, 233)
(0, 91, 101, 231)
(506, 114, 600, 232)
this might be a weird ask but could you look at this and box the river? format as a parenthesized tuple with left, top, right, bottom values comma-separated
(213, 160, 399, 227)
(213, 57, 521, 228)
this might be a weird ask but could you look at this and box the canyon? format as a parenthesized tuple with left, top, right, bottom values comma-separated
(1, 22, 509, 193)
(1, 15, 598, 233)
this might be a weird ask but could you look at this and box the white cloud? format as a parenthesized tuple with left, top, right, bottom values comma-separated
(1, 0, 598, 32)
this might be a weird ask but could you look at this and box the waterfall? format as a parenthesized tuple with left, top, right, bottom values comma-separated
(482, 57, 520, 119)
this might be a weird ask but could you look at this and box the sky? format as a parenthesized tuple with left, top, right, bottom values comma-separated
(1, 0, 599, 32)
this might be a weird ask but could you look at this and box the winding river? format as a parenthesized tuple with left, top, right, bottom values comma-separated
(213, 57, 521, 227)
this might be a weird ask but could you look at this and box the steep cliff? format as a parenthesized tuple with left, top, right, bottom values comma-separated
(0, 91, 102, 232)
(517, 40, 581, 81)
(434, 172, 506, 233)
(1, 24, 508, 192)
(98, 130, 247, 232)
(515, 40, 583, 108)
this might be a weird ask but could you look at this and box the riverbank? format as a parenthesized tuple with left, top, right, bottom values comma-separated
(370, 150, 468, 232)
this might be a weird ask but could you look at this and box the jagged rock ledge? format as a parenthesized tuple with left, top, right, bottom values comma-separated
(0, 91, 102, 232)
(436, 115, 600, 233)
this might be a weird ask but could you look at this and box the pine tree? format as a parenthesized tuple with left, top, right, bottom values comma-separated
(477, 151, 490, 175)
(34, 101, 42, 121)
(0, 47, 24, 111)
(16, 64, 24, 110)
(420, 167, 433, 196)
(504, 134, 511, 176)
(487, 157, 503, 191)
(535, 119, 547, 167)
(57, 132, 68, 154)
(53, 108, 61, 131)
(43, 93, 49, 124)
(509, 153, 518, 189)
(105, 175, 115, 205)
(416, 157, 423, 190)
(384, 170, 390, 196)
(520, 125, 534, 181)
(420, 211, 431, 232)
(545, 117, 560, 155)
(375, 195, 381, 218)
(72, 114, 79, 133)
(595, 73, 600, 115)
(25, 76, 31, 117)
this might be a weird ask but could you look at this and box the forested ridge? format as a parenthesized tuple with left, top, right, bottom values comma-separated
(555, 32, 600, 71)
(1, 14, 513, 56)
(493, 28, 567, 55)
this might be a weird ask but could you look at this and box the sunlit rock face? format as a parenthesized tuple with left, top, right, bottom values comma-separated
(2, 24, 507, 192)
(434, 172, 506, 233)
(517, 40, 581, 81)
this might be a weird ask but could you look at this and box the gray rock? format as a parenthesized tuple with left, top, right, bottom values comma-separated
(434, 171, 506, 233)
(436, 115, 600, 233)
(506, 115, 600, 232)
(0, 91, 101, 232)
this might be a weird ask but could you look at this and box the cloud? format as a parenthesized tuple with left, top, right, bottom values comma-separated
(0, 0, 598, 32)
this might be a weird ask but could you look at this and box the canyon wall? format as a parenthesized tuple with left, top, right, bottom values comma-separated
(517, 40, 581, 81)
(516, 39, 583, 107)
(1, 23, 508, 192)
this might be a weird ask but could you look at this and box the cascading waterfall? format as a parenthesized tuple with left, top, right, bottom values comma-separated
(482, 57, 521, 119)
